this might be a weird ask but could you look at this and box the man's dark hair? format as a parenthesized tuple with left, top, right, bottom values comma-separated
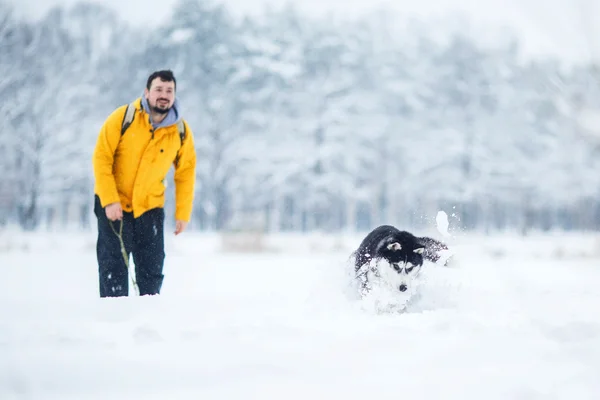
(146, 70, 176, 90)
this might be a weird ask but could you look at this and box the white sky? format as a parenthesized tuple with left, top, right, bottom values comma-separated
(8, 0, 600, 65)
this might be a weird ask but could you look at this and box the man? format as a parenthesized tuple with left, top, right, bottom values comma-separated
(92, 70, 196, 297)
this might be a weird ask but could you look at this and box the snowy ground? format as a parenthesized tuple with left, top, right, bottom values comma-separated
(1, 229, 600, 399)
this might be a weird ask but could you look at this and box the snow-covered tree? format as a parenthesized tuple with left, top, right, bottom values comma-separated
(3, 0, 600, 232)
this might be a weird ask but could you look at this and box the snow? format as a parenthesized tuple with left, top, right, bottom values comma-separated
(436, 210, 450, 237)
(2, 230, 600, 399)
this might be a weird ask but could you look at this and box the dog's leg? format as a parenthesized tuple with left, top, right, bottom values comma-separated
(358, 272, 370, 296)
(355, 264, 372, 297)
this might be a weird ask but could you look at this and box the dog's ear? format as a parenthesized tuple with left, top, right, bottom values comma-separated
(413, 247, 424, 254)
(387, 242, 401, 251)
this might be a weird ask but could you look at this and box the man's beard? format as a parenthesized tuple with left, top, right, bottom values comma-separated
(150, 98, 171, 114)
(152, 104, 170, 114)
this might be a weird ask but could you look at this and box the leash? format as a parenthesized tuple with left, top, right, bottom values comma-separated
(109, 219, 140, 296)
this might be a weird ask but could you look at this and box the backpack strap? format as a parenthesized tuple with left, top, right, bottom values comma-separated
(120, 101, 137, 136)
(176, 119, 186, 144)
(174, 120, 187, 167)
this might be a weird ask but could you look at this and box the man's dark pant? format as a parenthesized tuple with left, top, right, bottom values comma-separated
(94, 195, 165, 297)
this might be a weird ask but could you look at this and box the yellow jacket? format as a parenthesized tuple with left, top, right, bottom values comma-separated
(92, 98, 196, 222)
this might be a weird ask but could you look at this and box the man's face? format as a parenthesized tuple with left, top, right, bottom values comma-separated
(144, 78, 175, 114)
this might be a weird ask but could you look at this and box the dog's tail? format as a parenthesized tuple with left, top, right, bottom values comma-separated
(418, 236, 448, 263)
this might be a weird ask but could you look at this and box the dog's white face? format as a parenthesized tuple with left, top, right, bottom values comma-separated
(372, 258, 423, 294)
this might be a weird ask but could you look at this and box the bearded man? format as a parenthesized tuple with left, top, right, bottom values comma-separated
(92, 70, 196, 297)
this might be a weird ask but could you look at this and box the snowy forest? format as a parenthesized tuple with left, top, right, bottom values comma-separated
(1, 0, 600, 234)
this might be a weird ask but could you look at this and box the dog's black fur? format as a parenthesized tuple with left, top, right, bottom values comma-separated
(352, 225, 448, 293)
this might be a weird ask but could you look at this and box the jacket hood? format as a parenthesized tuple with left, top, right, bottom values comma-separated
(141, 93, 182, 129)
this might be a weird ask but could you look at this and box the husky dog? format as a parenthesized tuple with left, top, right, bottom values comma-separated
(352, 225, 448, 297)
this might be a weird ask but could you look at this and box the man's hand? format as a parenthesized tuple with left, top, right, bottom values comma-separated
(105, 202, 123, 221)
(174, 220, 188, 235)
